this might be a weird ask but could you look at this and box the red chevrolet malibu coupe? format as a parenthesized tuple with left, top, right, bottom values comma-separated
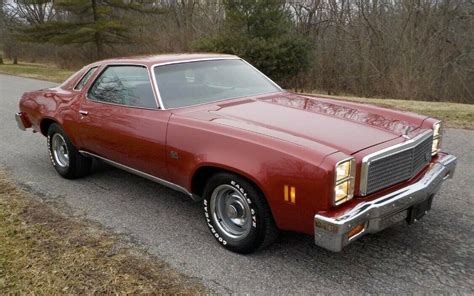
(16, 54, 457, 253)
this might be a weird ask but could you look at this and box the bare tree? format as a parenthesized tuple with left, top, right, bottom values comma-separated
(2, 0, 472, 103)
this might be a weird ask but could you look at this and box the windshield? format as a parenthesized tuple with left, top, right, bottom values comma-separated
(154, 59, 281, 108)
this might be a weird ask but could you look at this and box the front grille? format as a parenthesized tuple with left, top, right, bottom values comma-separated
(361, 131, 433, 195)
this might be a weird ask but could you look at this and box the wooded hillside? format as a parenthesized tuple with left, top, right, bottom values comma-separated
(1, 0, 472, 103)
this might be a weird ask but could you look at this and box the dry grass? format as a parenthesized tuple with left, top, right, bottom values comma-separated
(0, 60, 74, 83)
(0, 170, 208, 294)
(309, 93, 474, 130)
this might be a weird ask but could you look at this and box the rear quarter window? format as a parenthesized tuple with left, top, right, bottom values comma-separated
(74, 67, 98, 91)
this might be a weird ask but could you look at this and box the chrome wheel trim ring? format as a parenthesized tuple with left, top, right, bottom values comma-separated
(51, 134, 69, 168)
(210, 184, 252, 240)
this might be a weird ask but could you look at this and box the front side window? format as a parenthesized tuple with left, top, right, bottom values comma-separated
(154, 59, 281, 108)
(74, 66, 97, 90)
(88, 65, 156, 108)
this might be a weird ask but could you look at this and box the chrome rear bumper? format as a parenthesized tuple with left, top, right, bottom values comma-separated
(314, 154, 457, 252)
(15, 112, 27, 131)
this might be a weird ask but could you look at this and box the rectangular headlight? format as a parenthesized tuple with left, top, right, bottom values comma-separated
(335, 180, 350, 202)
(334, 158, 355, 205)
(432, 121, 442, 155)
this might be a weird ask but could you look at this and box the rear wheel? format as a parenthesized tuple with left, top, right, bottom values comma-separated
(47, 123, 91, 179)
(203, 172, 278, 253)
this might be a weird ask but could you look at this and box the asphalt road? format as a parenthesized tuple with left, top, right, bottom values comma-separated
(1, 74, 473, 294)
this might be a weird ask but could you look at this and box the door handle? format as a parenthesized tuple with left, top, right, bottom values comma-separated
(79, 110, 89, 116)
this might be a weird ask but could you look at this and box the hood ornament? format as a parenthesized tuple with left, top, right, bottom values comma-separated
(402, 126, 412, 139)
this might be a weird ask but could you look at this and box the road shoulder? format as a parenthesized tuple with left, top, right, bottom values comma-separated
(0, 169, 208, 294)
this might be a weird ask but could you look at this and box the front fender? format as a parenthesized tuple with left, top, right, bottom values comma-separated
(166, 116, 336, 234)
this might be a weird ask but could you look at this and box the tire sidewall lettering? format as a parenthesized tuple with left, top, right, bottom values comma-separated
(47, 133, 62, 170)
(47, 134, 55, 166)
(204, 179, 258, 248)
(47, 127, 73, 175)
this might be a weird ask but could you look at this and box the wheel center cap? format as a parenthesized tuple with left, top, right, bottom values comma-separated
(227, 204, 239, 219)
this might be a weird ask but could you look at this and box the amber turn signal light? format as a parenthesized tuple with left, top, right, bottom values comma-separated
(347, 223, 365, 240)
(284, 185, 296, 204)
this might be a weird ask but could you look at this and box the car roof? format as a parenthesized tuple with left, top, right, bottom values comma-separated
(96, 53, 238, 67)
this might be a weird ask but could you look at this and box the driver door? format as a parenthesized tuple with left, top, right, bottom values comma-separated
(75, 64, 171, 179)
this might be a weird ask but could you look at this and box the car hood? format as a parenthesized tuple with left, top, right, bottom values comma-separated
(175, 93, 428, 155)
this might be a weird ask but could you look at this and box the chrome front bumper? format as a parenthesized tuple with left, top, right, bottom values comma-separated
(314, 154, 457, 252)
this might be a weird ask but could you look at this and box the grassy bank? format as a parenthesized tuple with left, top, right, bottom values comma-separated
(312, 94, 474, 130)
(1, 60, 472, 129)
(0, 60, 74, 83)
(0, 170, 207, 294)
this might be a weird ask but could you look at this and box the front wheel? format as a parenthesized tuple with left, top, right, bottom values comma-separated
(47, 123, 91, 179)
(203, 173, 278, 253)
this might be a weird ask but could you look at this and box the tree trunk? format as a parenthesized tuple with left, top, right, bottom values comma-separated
(91, 0, 104, 59)
(94, 32, 104, 59)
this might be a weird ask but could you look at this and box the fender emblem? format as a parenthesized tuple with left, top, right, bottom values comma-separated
(170, 151, 179, 160)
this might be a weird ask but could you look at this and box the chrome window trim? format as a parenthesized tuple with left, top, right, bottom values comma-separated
(86, 63, 160, 110)
(359, 130, 434, 196)
(84, 97, 159, 111)
(150, 57, 283, 110)
(240, 58, 283, 91)
(79, 150, 200, 201)
(73, 66, 99, 91)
